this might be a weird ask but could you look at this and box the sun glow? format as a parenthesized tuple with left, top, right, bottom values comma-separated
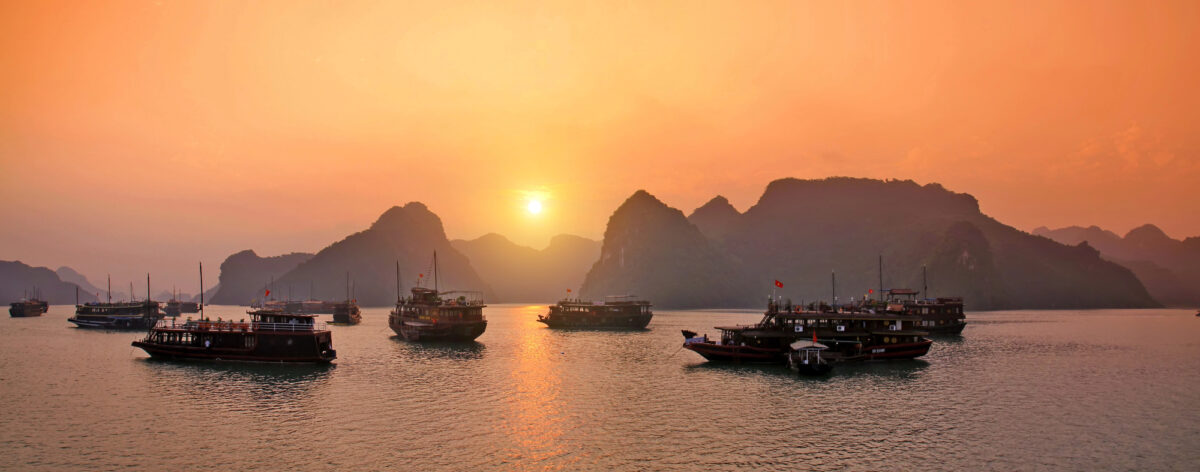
(527, 199, 543, 215)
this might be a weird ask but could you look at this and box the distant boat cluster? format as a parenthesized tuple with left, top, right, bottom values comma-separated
(681, 290, 965, 375)
(14, 252, 968, 376)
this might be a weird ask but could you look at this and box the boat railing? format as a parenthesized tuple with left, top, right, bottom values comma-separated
(154, 319, 326, 332)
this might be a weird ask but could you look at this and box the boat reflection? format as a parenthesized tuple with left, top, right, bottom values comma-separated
(390, 336, 486, 360)
(134, 357, 334, 405)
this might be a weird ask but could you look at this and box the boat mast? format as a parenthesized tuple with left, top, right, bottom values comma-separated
(345, 271, 350, 301)
(75, 285, 79, 306)
(923, 265, 928, 299)
(107, 274, 111, 303)
(831, 271, 836, 308)
(199, 262, 205, 319)
(878, 254, 883, 302)
(129, 282, 134, 303)
(434, 251, 439, 292)
(146, 273, 150, 302)
(395, 260, 401, 303)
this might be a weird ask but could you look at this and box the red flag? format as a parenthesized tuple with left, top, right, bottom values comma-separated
(868, 289, 874, 294)
(265, 289, 270, 297)
(419, 273, 424, 278)
(813, 330, 817, 344)
(567, 289, 572, 293)
(774, 280, 783, 288)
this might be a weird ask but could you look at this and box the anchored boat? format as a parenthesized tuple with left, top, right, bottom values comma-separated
(68, 274, 162, 330)
(537, 295, 653, 329)
(131, 262, 336, 363)
(9, 289, 48, 317)
(388, 253, 487, 342)
(682, 299, 932, 364)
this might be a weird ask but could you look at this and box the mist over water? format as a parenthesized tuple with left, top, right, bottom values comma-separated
(1, 306, 1197, 470)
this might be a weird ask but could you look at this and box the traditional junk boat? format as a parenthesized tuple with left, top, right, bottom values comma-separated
(331, 272, 361, 325)
(537, 295, 653, 329)
(163, 288, 202, 317)
(68, 275, 163, 330)
(389, 254, 487, 342)
(858, 262, 967, 335)
(131, 263, 336, 363)
(9, 288, 49, 317)
(681, 299, 932, 364)
(861, 289, 966, 335)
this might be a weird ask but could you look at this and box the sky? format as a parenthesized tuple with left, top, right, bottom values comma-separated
(2, 0, 1198, 292)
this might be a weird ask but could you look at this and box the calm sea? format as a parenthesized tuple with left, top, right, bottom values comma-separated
(1, 305, 1197, 471)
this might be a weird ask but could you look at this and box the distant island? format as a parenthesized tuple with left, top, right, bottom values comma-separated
(14, 177, 1195, 310)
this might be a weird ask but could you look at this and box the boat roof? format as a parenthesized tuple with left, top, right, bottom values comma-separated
(790, 341, 828, 350)
(771, 311, 922, 322)
(247, 309, 319, 318)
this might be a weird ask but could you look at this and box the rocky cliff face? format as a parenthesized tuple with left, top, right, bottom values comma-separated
(272, 202, 493, 306)
(208, 251, 314, 305)
(452, 233, 599, 303)
(579, 190, 751, 308)
(1, 261, 99, 304)
(1035, 224, 1200, 306)
(687, 196, 742, 243)
(585, 178, 1156, 310)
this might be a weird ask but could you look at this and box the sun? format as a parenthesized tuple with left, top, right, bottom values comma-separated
(526, 199, 543, 215)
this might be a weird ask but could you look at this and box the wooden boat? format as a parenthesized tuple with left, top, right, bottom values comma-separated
(537, 295, 652, 329)
(859, 289, 966, 335)
(69, 275, 162, 330)
(9, 290, 48, 317)
(330, 273, 361, 325)
(131, 262, 336, 363)
(681, 299, 933, 364)
(132, 310, 336, 363)
(787, 339, 833, 376)
(388, 253, 487, 342)
(332, 301, 361, 325)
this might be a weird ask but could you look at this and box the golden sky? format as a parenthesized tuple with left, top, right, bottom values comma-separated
(2, 0, 1198, 290)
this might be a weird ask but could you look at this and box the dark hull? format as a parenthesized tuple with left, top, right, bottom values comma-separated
(924, 322, 966, 335)
(332, 312, 362, 325)
(789, 360, 834, 376)
(683, 342, 785, 364)
(537, 313, 652, 329)
(132, 333, 335, 364)
(9, 305, 47, 317)
(841, 339, 933, 361)
(390, 319, 487, 342)
(69, 316, 161, 330)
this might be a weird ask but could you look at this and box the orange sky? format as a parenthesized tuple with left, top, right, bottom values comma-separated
(2, 0, 1198, 291)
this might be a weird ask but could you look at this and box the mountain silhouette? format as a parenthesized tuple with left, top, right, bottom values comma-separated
(1035, 224, 1200, 306)
(452, 233, 599, 302)
(208, 250, 314, 305)
(583, 178, 1156, 310)
(271, 202, 493, 306)
(579, 190, 752, 308)
(1, 261, 99, 304)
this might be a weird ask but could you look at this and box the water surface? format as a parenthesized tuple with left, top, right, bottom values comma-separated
(1, 305, 1197, 470)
